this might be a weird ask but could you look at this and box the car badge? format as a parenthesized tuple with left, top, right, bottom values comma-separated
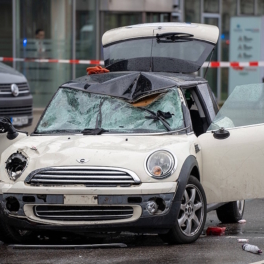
(76, 158, 89, 164)
(10, 84, 19, 97)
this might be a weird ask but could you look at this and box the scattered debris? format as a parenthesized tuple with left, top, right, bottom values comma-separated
(238, 219, 247, 224)
(206, 227, 226, 236)
(242, 243, 262, 254)
(30, 146, 38, 151)
(238, 239, 249, 243)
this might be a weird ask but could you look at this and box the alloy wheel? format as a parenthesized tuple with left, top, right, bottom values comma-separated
(178, 184, 204, 237)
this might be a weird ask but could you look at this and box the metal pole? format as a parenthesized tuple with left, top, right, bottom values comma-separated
(237, 0, 240, 15)
(217, 0, 222, 102)
(96, 0, 100, 60)
(12, 0, 16, 69)
(71, 0, 76, 79)
(180, 0, 184, 22)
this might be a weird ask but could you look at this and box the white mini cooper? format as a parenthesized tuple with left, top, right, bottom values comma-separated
(0, 23, 260, 245)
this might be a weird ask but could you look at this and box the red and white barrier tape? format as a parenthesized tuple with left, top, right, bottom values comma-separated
(0, 57, 104, 65)
(1, 57, 264, 68)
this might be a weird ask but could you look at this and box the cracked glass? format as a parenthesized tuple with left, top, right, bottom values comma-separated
(36, 87, 184, 134)
(208, 84, 264, 130)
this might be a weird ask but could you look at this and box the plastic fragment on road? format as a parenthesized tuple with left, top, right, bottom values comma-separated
(206, 227, 226, 236)
(242, 243, 262, 254)
(238, 239, 249, 243)
(238, 219, 247, 224)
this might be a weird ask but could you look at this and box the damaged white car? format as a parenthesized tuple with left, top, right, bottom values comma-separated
(0, 23, 260, 244)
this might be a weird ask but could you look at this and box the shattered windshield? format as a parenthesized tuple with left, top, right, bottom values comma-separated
(208, 83, 264, 131)
(35, 87, 185, 134)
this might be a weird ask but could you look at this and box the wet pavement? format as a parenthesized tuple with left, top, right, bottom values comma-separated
(1, 199, 264, 263)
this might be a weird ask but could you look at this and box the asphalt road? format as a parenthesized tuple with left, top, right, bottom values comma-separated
(1, 199, 264, 264)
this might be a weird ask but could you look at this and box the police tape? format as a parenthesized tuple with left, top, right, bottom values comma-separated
(0, 57, 104, 65)
(1, 57, 264, 68)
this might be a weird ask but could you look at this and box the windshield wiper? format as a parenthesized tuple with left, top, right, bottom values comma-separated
(81, 128, 109, 135)
(80, 98, 110, 135)
(156, 32, 193, 43)
(139, 107, 173, 131)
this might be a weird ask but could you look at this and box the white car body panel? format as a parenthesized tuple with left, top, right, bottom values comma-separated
(102, 22, 219, 46)
(0, 134, 193, 189)
(198, 124, 264, 204)
(0, 133, 27, 162)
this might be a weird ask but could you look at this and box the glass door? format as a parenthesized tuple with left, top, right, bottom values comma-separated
(202, 15, 221, 102)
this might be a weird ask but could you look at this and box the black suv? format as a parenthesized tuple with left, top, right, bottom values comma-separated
(0, 63, 33, 127)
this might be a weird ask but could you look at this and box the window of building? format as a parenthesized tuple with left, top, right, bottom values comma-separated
(0, 0, 13, 67)
(204, 0, 219, 13)
(185, 0, 200, 23)
(240, 0, 254, 15)
(103, 12, 142, 33)
(75, 0, 96, 79)
(257, 0, 264, 15)
(221, 0, 237, 101)
(16, 0, 72, 108)
(146, 13, 170, 23)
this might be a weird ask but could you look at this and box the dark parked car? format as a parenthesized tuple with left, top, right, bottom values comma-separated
(0, 62, 33, 127)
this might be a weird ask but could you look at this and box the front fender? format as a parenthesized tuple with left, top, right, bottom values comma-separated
(175, 155, 199, 202)
(0, 133, 27, 163)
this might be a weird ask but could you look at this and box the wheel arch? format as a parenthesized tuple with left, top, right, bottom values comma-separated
(190, 165, 200, 182)
(175, 155, 200, 202)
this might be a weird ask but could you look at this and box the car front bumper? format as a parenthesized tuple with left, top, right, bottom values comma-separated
(0, 182, 180, 234)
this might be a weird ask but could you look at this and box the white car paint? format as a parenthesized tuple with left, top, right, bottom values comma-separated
(102, 22, 219, 46)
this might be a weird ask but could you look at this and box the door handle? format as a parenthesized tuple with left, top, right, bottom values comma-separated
(212, 127, 230, 140)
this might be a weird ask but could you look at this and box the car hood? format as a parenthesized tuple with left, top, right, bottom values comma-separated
(0, 62, 27, 83)
(1, 134, 192, 183)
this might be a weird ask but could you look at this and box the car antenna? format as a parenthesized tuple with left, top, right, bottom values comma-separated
(204, 49, 215, 78)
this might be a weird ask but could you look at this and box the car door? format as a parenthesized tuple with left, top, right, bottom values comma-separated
(198, 83, 264, 204)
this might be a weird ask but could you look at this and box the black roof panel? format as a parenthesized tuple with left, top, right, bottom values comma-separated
(61, 71, 207, 102)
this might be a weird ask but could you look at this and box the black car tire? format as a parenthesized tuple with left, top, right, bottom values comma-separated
(216, 200, 245, 223)
(159, 176, 207, 244)
(0, 212, 36, 244)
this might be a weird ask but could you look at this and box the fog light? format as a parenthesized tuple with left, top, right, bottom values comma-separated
(146, 201, 158, 215)
(6, 196, 20, 212)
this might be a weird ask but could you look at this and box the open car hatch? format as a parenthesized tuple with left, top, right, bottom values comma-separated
(102, 23, 219, 73)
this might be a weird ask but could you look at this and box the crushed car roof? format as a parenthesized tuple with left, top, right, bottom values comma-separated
(61, 71, 207, 103)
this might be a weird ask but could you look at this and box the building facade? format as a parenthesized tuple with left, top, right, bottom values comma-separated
(0, 0, 264, 108)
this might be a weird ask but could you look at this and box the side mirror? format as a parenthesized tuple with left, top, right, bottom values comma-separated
(212, 127, 230, 140)
(0, 118, 19, 140)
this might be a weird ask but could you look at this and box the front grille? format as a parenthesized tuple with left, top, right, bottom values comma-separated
(34, 205, 134, 221)
(0, 105, 32, 116)
(0, 83, 30, 96)
(26, 167, 141, 187)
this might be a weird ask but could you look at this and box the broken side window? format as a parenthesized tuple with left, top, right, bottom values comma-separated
(208, 83, 264, 130)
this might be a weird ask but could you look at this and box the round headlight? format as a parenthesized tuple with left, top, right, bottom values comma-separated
(5, 152, 28, 181)
(146, 150, 176, 179)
